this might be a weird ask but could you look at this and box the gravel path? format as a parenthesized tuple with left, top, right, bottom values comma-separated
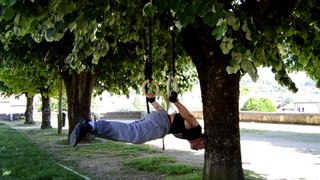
(146, 122, 320, 180)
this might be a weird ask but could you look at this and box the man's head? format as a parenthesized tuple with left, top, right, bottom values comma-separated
(188, 133, 207, 150)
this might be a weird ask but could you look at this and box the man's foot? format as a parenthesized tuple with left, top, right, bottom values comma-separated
(70, 119, 93, 147)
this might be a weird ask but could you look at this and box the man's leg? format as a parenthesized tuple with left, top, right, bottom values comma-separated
(70, 119, 93, 147)
(71, 119, 135, 146)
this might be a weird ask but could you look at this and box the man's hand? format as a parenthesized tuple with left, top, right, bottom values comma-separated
(146, 93, 155, 103)
(169, 91, 178, 103)
(146, 93, 166, 112)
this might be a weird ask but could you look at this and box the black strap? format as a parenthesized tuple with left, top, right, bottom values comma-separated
(148, 17, 153, 81)
(144, 17, 153, 114)
(170, 25, 175, 80)
(167, 24, 176, 102)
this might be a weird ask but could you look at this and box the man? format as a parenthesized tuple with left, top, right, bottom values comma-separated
(70, 92, 207, 150)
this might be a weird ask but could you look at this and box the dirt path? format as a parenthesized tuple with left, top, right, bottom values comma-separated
(147, 122, 320, 180)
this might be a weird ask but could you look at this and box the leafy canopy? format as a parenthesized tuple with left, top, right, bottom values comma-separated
(0, 0, 197, 97)
(144, 0, 320, 92)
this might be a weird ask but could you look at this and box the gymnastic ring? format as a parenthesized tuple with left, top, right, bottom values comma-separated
(141, 80, 160, 97)
(166, 76, 178, 96)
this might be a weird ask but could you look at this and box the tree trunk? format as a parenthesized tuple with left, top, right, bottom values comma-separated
(62, 71, 98, 142)
(41, 94, 52, 129)
(181, 20, 244, 179)
(24, 93, 35, 124)
(58, 79, 64, 134)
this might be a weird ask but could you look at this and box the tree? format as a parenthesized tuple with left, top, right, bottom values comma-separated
(146, 1, 319, 179)
(241, 97, 276, 112)
(0, 34, 59, 127)
(0, 69, 37, 124)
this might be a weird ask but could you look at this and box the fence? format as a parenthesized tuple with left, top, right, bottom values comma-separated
(2, 111, 320, 126)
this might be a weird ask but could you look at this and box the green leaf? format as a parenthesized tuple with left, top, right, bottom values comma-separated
(176, 12, 195, 27)
(226, 64, 240, 74)
(152, 0, 168, 11)
(76, 17, 88, 30)
(108, 15, 115, 26)
(241, 59, 251, 71)
(3, 7, 15, 21)
(226, 13, 240, 31)
(212, 20, 227, 40)
(242, 22, 252, 41)
(171, 1, 186, 12)
(185, 3, 199, 15)
(232, 20, 240, 31)
(220, 39, 233, 55)
(13, 12, 20, 25)
(231, 51, 243, 64)
(143, 2, 157, 17)
(226, 14, 238, 26)
(197, 2, 211, 17)
(2, 0, 16, 6)
(203, 12, 216, 26)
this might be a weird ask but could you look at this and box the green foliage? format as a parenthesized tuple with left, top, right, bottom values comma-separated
(0, 32, 60, 97)
(0, 0, 197, 99)
(34, 95, 68, 112)
(241, 97, 276, 112)
(148, 0, 320, 91)
(240, 85, 250, 97)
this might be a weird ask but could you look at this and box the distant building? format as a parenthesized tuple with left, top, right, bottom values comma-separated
(294, 101, 320, 113)
(277, 95, 320, 113)
(0, 96, 26, 114)
(278, 104, 295, 112)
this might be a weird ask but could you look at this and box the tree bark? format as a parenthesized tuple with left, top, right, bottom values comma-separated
(62, 71, 98, 142)
(41, 94, 52, 129)
(58, 79, 64, 134)
(24, 93, 35, 124)
(181, 20, 244, 179)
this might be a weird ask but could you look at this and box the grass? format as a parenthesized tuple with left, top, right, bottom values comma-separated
(1, 121, 264, 179)
(0, 123, 81, 179)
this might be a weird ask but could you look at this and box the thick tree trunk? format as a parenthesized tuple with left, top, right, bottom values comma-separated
(181, 20, 244, 179)
(41, 94, 52, 129)
(24, 93, 35, 124)
(62, 71, 97, 142)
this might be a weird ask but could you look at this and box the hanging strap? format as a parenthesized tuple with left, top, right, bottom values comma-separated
(163, 24, 177, 151)
(166, 25, 177, 111)
(143, 17, 153, 114)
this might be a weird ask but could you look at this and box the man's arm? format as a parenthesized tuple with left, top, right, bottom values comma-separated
(150, 101, 166, 112)
(146, 93, 166, 112)
(172, 101, 199, 128)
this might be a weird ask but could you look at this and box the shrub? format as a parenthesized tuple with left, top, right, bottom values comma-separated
(241, 97, 276, 112)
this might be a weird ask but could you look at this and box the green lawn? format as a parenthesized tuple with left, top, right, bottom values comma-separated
(0, 123, 82, 179)
(0, 121, 263, 179)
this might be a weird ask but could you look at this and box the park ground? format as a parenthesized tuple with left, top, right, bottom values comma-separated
(146, 122, 320, 179)
(38, 120, 320, 179)
(2, 120, 320, 179)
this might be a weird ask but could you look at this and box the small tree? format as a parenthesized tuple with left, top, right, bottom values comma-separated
(241, 97, 276, 112)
